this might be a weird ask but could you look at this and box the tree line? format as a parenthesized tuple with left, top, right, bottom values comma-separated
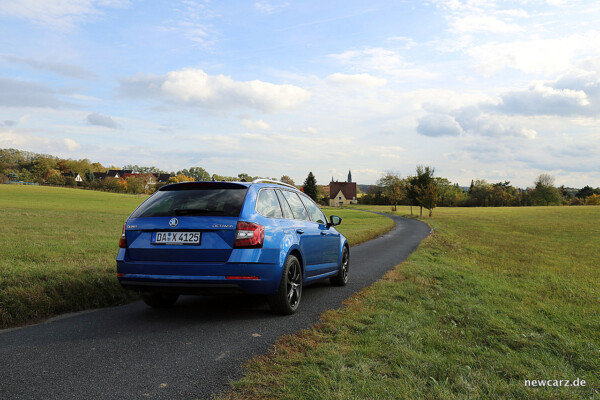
(2, 148, 598, 207)
(0, 148, 291, 195)
(360, 166, 600, 215)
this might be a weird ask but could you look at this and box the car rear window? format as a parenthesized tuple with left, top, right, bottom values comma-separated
(130, 187, 248, 218)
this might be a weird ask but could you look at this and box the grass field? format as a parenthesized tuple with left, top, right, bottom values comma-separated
(223, 205, 600, 400)
(0, 185, 393, 328)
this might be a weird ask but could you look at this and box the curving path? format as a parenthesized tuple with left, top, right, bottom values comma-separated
(0, 214, 430, 400)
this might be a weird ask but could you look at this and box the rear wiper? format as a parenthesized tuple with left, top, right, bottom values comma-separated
(173, 208, 224, 215)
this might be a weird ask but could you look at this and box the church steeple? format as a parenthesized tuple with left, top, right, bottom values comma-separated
(347, 170, 352, 183)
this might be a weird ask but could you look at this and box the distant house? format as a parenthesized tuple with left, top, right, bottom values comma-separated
(61, 172, 83, 182)
(329, 171, 357, 207)
(154, 173, 172, 183)
(106, 169, 124, 179)
(92, 172, 107, 180)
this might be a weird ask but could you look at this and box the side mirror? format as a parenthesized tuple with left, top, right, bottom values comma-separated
(329, 215, 342, 227)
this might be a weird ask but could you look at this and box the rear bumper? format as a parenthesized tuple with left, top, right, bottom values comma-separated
(116, 258, 282, 295)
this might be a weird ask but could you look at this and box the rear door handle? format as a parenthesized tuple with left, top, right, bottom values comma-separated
(296, 229, 304, 234)
(320, 231, 328, 235)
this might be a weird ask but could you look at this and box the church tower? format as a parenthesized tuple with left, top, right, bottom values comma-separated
(347, 170, 352, 183)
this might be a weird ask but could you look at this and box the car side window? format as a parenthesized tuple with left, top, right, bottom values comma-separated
(281, 190, 310, 221)
(275, 190, 294, 219)
(299, 193, 327, 224)
(256, 189, 283, 218)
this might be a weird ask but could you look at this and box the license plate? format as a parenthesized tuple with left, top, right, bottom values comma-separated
(152, 231, 201, 245)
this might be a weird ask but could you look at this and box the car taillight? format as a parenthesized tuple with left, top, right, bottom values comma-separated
(119, 223, 127, 248)
(234, 221, 264, 248)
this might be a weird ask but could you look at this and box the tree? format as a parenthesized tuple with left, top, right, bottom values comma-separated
(303, 172, 318, 201)
(211, 174, 236, 181)
(46, 172, 65, 186)
(416, 182, 438, 217)
(408, 165, 435, 216)
(467, 179, 491, 207)
(576, 185, 595, 200)
(317, 185, 329, 205)
(126, 176, 145, 194)
(436, 177, 462, 207)
(488, 181, 516, 207)
(64, 176, 77, 187)
(85, 170, 95, 182)
(174, 174, 194, 183)
(102, 177, 121, 192)
(280, 175, 295, 186)
(33, 156, 58, 182)
(558, 185, 572, 202)
(585, 194, 600, 205)
(532, 173, 562, 206)
(188, 167, 210, 182)
(377, 171, 404, 211)
(237, 173, 252, 182)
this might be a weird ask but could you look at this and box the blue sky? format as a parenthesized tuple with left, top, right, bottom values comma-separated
(1, 0, 599, 187)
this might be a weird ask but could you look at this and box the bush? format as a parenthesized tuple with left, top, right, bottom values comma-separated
(0, 173, 9, 184)
(585, 194, 600, 205)
(47, 174, 66, 186)
(64, 176, 77, 187)
(126, 176, 145, 194)
(569, 197, 584, 206)
(102, 177, 121, 192)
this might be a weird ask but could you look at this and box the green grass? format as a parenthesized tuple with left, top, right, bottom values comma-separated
(222, 206, 600, 400)
(0, 185, 145, 328)
(321, 206, 394, 246)
(0, 185, 392, 328)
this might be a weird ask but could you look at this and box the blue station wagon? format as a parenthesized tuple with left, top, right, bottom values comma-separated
(116, 179, 349, 314)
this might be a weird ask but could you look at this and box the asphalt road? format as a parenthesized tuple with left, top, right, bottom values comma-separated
(0, 214, 430, 400)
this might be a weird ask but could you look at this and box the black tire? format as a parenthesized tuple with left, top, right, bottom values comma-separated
(142, 293, 179, 308)
(268, 255, 302, 315)
(330, 246, 349, 286)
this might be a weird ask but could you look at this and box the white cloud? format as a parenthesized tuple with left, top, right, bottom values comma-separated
(63, 138, 81, 150)
(387, 36, 417, 49)
(254, 1, 289, 14)
(468, 31, 600, 76)
(331, 48, 406, 73)
(0, 0, 130, 30)
(119, 68, 310, 113)
(497, 81, 591, 115)
(286, 127, 318, 135)
(239, 116, 271, 130)
(417, 113, 463, 137)
(454, 107, 538, 139)
(330, 48, 437, 79)
(159, 1, 218, 49)
(0, 127, 81, 153)
(371, 145, 405, 159)
(326, 73, 387, 88)
(450, 14, 522, 33)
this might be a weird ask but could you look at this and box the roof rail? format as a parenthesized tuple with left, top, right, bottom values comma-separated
(251, 178, 297, 190)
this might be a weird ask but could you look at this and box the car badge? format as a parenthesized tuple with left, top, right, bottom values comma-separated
(169, 218, 178, 227)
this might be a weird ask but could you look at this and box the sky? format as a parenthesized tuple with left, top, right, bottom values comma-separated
(0, 0, 599, 188)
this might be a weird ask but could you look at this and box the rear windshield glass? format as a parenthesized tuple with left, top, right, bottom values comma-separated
(130, 188, 248, 218)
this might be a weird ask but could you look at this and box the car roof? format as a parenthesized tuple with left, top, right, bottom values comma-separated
(158, 181, 300, 192)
